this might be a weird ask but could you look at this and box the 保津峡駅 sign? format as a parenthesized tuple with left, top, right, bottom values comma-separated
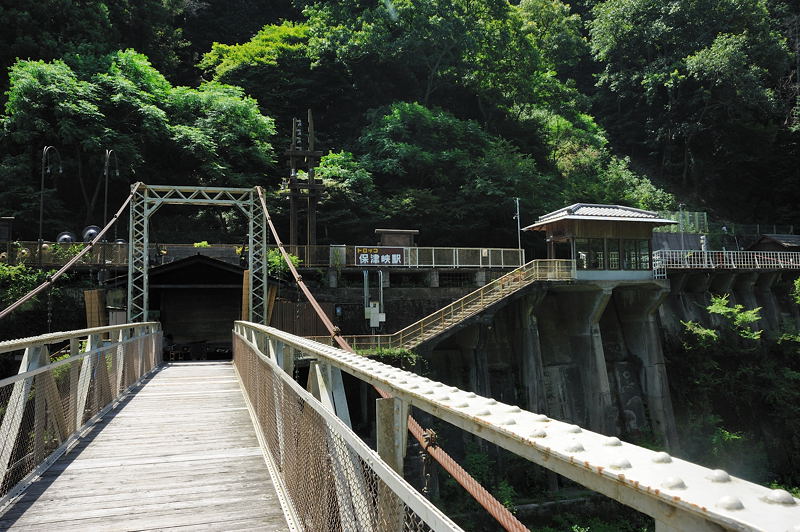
(355, 247, 404, 266)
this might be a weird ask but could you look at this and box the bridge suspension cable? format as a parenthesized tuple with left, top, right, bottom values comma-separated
(0, 183, 142, 321)
(254, 187, 527, 531)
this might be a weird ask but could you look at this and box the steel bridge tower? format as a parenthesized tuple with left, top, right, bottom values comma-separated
(127, 184, 269, 324)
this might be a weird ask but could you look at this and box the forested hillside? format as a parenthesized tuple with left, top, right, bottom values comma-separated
(0, 0, 797, 246)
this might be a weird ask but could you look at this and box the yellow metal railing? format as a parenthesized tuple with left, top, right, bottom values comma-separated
(311, 259, 575, 350)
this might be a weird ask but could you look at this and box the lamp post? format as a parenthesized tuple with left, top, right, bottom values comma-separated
(101, 149, 119, 276)
(38, 146, 63, 268)
(103, 149, 119, 230)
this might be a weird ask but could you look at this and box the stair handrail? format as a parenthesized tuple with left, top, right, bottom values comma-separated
(390, 259, 573, 349)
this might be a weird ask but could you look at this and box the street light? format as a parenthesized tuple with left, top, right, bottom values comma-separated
(38, 146, 63, 267)
(101, 149, 120, 278)
(513, 197, 521, 249)
(103, 149, 119, 230)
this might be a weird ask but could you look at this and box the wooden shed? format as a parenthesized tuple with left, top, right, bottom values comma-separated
(148, 255, 245, 357)
(523, 203, 676, 280)
(747, 234, 800, 252)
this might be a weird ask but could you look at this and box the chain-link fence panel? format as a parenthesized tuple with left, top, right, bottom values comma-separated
(233, 334, 461, 532)
(0, 324, 161, 502)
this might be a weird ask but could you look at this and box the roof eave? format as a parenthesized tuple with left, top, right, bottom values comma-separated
(523, 216, 678, 231)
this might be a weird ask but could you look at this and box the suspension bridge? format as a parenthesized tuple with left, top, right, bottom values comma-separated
(0, 184, 798, 531)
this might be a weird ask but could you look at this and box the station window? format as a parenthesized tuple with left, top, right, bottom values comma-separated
(608, 239, 621, 269)
(639, 240, 651, 269)
(623, 240, 638, 269)
(623, 239, 651, 270)
(574, 238, 588, 269)
(588, 238, 605, 269)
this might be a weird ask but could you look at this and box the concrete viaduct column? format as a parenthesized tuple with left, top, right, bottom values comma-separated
(545, 286, 615, 435)
(517, 289, 548, 414)
(614, 284, 679, 450)
(754, 272, 780, 330)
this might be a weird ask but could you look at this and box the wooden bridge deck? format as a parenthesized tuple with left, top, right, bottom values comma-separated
(0, 362, 288, 531)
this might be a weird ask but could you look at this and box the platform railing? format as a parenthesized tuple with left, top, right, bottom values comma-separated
(233, 324, 461, 531)
(653, 249, 800, 270)
(321, 245, 525, 268)
(0, 323, 162, 505)
(236, 322, 800, 532)
(2, 242, 525, 270)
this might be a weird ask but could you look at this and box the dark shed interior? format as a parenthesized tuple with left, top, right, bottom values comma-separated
(149, 255, 243, 359)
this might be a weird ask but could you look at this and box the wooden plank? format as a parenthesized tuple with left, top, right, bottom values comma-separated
(0, 362, 288, 530)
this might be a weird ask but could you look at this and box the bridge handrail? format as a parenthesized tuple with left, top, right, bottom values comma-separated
(653, 249, 800, 270)
(0, 322, 161, 355)
(0, 322, 162, 507)
(234, 324, 462, 531)
(237, 322, 800, 532)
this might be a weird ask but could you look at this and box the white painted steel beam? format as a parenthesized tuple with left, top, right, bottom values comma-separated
(237, 322, 800, 532)
(236, 329, 461, 531)
(125, 184, 268, 324)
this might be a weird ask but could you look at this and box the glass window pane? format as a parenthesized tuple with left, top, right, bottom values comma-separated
(639, 240, 651, 270)
(623, 240, 638, 270)
(608, 240, 620, 269)
(589, 238, 605, 269)
(575, 239, 588, 269)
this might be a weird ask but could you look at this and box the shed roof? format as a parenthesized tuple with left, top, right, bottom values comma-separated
(522, 203, 677, 231)
(748, 234, 800, 249)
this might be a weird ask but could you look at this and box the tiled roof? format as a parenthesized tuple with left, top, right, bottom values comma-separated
(523, 203, 677, 230)
(761, 234, 800, 247)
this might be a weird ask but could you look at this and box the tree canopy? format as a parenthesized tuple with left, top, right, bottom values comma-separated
(0, 50, 275, 239)
(0, 0, 796, 244)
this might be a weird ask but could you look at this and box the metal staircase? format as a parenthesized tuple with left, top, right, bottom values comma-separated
(393, 259, 573, 349)
(321, 259, 574, 351)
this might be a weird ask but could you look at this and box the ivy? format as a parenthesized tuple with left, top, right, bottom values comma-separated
(0, 263, 57, 306)
(706, 294, 762, 340)
(266, 249, 301, 277)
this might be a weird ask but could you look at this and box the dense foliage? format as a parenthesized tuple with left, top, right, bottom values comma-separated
(590, 0, 798, 219)
(671, 294, 800, 485)
(0, 49, 275, 239)
(0, 262, 87, 343)
(1, 0, 796, 244)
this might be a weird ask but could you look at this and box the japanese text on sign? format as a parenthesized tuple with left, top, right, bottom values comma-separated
(355, 247, 404, 266)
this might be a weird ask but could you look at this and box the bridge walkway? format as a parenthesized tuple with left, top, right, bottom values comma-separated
(0, 362, 288, 531)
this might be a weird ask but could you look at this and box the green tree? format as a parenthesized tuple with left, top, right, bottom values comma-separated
(0, 1, 185, 98)
(354, 102, 551, 245)
(589, 0, 792, 214)
(0, 50, 276, 239)
(315, 151, 379, 243)
(303, 0, 560, 127)
(517, 0, 588, 73)
(198, 22, 352, 142)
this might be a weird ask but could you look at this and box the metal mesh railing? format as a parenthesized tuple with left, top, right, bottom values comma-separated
(0, 323, 161, 503)
(654, 211, 708, 233)
(653, 250, 800, 270)
(233, 333, 460, 531)
(238, 322, 800, 532)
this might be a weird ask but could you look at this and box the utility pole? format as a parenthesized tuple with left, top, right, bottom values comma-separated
(513, 197, 521, 250)
(285, 110, 323, 248)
